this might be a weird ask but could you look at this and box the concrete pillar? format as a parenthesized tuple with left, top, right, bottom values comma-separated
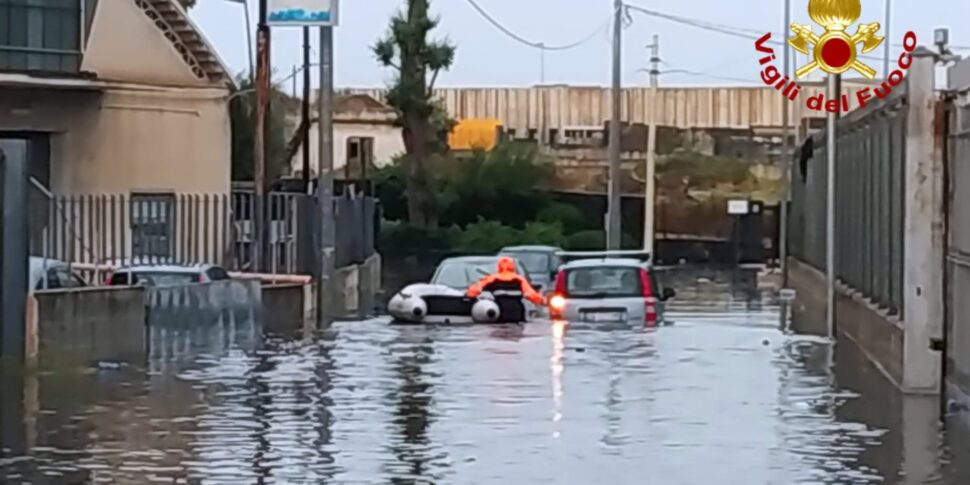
(0, 139, 29, 361)
(902, 48, 945, 393)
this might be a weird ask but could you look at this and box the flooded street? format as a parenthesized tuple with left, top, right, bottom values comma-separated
(2, 268, 970, 484)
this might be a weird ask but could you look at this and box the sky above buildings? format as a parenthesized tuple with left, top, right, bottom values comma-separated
(190, 0, 969, 91)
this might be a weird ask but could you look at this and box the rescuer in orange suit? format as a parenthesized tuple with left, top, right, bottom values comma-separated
(466, 256, 547, 306)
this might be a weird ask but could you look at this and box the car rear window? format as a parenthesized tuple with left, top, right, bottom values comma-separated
(111, 271, 199, 286)
(505, 252, 550, 274)
(564, 266, 644, 298)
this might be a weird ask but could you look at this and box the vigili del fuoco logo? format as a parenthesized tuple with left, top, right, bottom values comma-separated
(755, 0, 917, 114)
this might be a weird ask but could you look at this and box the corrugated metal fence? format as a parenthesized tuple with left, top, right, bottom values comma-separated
(28, 188, 376, 280)
(790, 86, 906, 315)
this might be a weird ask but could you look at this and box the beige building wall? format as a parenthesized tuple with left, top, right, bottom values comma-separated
(0, 86, 231, 196)
(81, 0, 213, 88)
(292, 121, 404, 177)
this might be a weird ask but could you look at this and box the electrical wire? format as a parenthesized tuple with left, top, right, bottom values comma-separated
(656, 69, 756, 84)
(463, 0, 614, 51)
(624, 2, 896, 63)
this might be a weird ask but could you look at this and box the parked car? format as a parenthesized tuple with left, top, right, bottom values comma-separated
(104, 263, 231, 287)
(498, 245, 562, 295)
(29, 257, 88, 291)
(547, 251, 675, 326)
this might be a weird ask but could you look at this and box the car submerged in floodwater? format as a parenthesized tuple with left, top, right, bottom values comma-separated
(387, 255, 539, 324)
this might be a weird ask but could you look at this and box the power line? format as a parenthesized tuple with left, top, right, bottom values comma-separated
(625, 2, 970, 59)
(463, 0, 614, 51)
(657, 69, 756, 84)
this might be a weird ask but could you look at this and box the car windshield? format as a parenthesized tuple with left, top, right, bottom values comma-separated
(504, 252, 550, 275)
(129, 271, 199, 286)
(432, 261, 497, 289)
(565, 266, 643, 297)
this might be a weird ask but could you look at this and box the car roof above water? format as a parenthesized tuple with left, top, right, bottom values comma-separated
(500, 245, 561, 253)
(560, 258, 648, 270)
(113, 264, 215, 273)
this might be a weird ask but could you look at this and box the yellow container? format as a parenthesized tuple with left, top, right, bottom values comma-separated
(448, 118, 503, 151)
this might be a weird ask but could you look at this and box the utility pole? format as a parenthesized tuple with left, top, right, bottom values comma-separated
(648, 34, 659, 88)
(825, 73, 838, 339)
(643, 35, 658, 254)
(606, 0, 623, 249)
(780, 0, 792, 287)
(316, 24, 336, 325)
(302, 26, 312, 193)
(539, 43, 546, 84)
(254, 0, 270, 272)
(883, 0, 892, 79)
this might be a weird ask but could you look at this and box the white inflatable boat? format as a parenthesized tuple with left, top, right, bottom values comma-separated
(387, 283, 516, 324)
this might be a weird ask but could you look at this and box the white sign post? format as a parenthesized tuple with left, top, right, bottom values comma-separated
(727, 199, 750, 216)
(268, 0, 339, 26)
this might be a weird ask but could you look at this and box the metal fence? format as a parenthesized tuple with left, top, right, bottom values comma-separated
(28, 187, 377, 281)
(789, 85, 906, 315)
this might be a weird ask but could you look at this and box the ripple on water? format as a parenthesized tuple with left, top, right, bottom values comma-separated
(2, 268, 970, 484)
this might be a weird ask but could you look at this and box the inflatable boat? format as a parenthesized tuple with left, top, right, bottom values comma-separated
(387, 283, 527, 324)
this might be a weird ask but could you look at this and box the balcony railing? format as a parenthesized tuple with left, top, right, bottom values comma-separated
(0, 0, 86, 74)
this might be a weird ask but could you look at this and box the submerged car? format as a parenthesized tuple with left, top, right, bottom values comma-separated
(387, 255, 537, 324)
(104, 263, 231, 287)
(29, 257, 88, 291)
(498, 245, 562, 295)
(548, 251, 675, 326)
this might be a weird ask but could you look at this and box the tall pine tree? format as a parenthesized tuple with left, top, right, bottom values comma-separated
(373, 0, 455, 228)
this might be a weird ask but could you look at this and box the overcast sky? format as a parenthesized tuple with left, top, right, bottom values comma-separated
(190, 0, 969, 92)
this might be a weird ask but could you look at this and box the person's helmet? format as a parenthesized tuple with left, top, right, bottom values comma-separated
(497, 256, 516, 273)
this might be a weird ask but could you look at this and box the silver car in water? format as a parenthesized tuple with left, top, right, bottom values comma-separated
(548, 253, 675, 326)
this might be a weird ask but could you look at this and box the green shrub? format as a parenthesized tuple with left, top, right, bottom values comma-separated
(378, 220, 460, 254)
(565, 230, 639, 250)
(522, 221, 567, 247)
(455, 219, 523, 253)
(537, 203, 587, 233)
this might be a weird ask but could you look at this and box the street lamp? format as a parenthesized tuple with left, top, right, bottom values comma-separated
(225, 0, 255, 79)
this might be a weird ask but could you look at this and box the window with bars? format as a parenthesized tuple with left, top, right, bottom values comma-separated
(0, 0, 85, 74)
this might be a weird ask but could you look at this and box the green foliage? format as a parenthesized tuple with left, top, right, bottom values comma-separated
(537, 202, 587, 234)
(522, 221, 568, 248)
(373, 0, 457, 227)
(455, 219, 524, 254)
(373, 142, 554, 228)
(658, 152, 753, 187)
(378, 219, 460, 255)
(565, 230, 638, 250)
(230, 73, 289, 182)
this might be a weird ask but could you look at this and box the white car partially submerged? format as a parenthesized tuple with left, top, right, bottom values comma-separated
(388, 255, 537, 324)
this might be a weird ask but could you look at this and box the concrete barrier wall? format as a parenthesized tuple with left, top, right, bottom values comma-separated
(262, 283, 312, 335)
(28, 287, 147, 368)
(332, 253, 381, 318)
(789, 258, 906, 389)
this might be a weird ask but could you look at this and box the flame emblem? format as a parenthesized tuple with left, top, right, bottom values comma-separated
(788, 0, 885, 79)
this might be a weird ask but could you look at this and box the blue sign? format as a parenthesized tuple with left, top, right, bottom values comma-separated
(267, 0, 339, 26)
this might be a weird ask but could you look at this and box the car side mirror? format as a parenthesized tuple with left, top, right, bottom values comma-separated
(662, 287, 676, 300)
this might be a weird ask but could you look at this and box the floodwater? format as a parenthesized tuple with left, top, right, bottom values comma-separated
(2, 267, 970, 484)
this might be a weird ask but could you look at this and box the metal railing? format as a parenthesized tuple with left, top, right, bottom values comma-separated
(789, 83, 906, 315)
(28, 187, 377, 284)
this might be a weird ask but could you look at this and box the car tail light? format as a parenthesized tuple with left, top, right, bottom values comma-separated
(549, 270, 567, 319)
(645, 296, 658, 327)
(640, 268, 657, 326)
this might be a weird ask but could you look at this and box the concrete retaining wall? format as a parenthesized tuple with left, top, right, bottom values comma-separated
(262, 283, 313, 335)
(333, 253, 382, 318)
(789, 258, 910, 392)
(27, 287, 147, 369)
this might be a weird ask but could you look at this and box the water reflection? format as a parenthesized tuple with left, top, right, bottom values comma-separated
(2, 267, 970, 484)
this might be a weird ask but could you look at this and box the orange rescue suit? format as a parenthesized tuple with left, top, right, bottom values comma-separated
(466, 257, 546, 305)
